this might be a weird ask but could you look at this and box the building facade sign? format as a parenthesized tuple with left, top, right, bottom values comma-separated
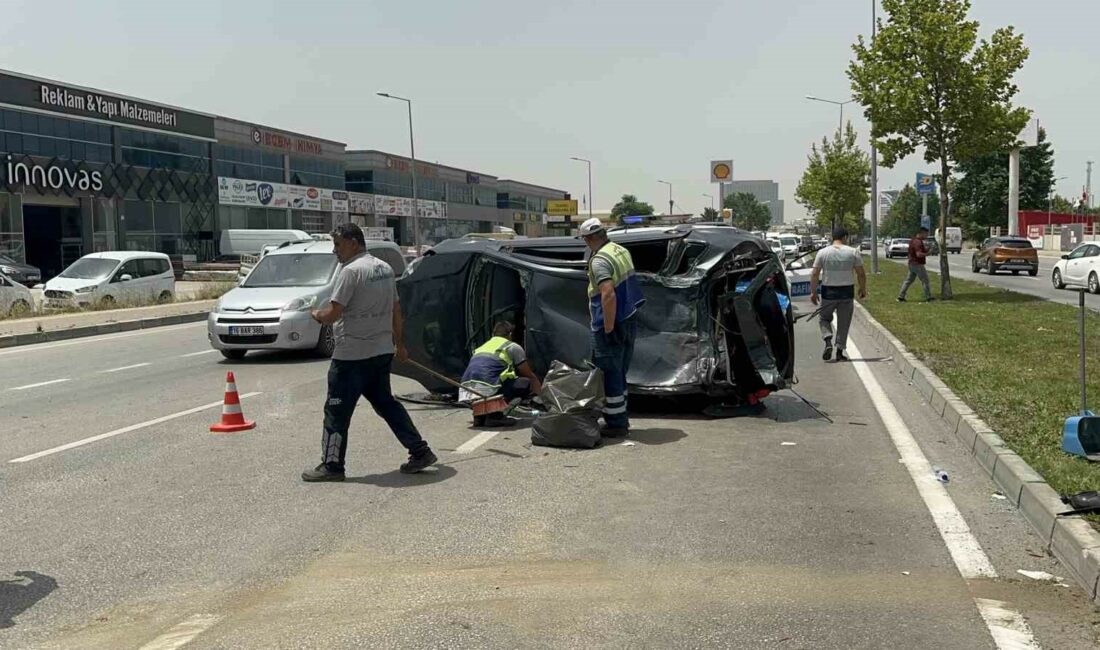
(249, 127, 324, 155)
(0, 72, 215, 139)
(384, 156, 438, 178)
(218, 176, 348, 212)
(4, 154, 104, 193)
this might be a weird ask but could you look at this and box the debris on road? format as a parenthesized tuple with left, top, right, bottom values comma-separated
(781, 441, 797, 446)
(621, 441, 636, 447)
(1016, 569, 1062, 582)
(901, 571, 911, 576)
(991, 492, 1008, 500)
(932, 466, 949, 483)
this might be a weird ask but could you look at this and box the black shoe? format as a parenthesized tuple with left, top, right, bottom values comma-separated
(400, 449, 438, 474)
(896, 297, 906, 302)
(302, 463, 345, 482)
(835, 349, 849, 362)
(822, 337, 833, 361)
(483, 411, 514, 427)
(600, 426, 629, 438)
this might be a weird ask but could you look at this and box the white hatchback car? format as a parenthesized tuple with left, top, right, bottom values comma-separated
(1053, 243, 1100, 294)
(43, 252, 175, 309)
(0, 270, 34, 317)
(208, 239, 406, 359)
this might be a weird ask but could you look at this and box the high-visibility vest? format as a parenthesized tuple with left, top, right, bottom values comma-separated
(587, 241, 645, 331)
(460, 336, 519, 389)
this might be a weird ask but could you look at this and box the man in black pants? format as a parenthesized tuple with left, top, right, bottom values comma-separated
(302, 223, 436, 482)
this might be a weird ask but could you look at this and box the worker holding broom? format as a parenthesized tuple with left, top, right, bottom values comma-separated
(459, 321, 544, 426)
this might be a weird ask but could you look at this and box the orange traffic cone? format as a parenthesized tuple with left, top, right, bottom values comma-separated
(210, 371, 255, 433)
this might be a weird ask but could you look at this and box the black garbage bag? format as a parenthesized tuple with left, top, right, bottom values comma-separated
(531, 361, 605, 449)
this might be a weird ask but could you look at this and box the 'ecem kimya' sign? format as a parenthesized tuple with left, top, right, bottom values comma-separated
(0, 72, 215, 139)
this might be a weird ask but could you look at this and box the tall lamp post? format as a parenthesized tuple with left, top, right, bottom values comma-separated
(805, 95, 855, 134)
(377, 92, 420, 255)
(570, 156, 593, 221)
(657, 180, 673, 216)
(1049, 175, 1069, 227)
(702, 193, 714, 210)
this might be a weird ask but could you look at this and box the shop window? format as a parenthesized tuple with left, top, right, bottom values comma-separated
(155, 203, 182, 235)
(124, 200, 154, 232)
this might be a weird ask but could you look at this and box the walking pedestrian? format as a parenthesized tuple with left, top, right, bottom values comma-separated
(810, 226, 867, 362)
(578, 218, 645, 438)
(302, 223, 436, 482)
(897, 227, 935, 302)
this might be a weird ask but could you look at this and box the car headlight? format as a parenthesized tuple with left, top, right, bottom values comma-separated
(74, 285, 97, 294)
(0, 265, 13, 274)
(212, 298, 224, 313)
(283, 295, 318, 312)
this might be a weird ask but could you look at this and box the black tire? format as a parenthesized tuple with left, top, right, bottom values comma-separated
(314, 324, 335, 357)
(1090, 273, 1100, 295)
(1053, 269, 1065, 289)
(99, 295, 115, 307)
(157, 290, 174, 304)
(9, 299, 30, 317)
(987, 258, 995, 275)
(971, 257, 980, 273)
(220, 349, 247, 360)
(1028, 268, 1038, 277)
(1012, 270, 1020, 275)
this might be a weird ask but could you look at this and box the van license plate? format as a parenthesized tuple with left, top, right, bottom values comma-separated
(791, 282, 811, 297)
(1012, 259, 1027, 264)
(229, 326, 264, 336)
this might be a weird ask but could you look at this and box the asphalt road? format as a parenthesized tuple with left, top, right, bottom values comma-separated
(881, 248, 1100, 310)
(1, 321, 1098, 648)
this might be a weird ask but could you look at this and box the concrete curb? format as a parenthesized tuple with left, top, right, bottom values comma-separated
(0, 310, 209, 349)
(853, 302, 1100, 602)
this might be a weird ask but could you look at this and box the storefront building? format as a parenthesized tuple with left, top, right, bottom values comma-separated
(0, 70, 217, 278)
(496, 179, 576, 237)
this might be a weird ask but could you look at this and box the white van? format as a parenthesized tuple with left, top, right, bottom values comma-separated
(0, 270, 34, 317)
(219, 229, 311, 258)
(43, 252, 175, 309)
(942, 227, 963, 254)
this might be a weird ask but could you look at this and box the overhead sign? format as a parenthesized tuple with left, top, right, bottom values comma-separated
(916, 172, 936, 195)
(710, 160, 733, 183)
(218, 176, 347, 212)
(0, 71, 215, 139)
(547, 199, 578, 216)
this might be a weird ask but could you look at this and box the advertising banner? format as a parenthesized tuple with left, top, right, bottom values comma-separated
(710, 160, 733, 184)
(219, 177, 347, 212)
(371, 194, 446, 219)
(547, 200, 578, 216)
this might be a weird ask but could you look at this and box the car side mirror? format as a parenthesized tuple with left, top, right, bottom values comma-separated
(120, 274, 133, 282)
(1062, 254, 1070, 260)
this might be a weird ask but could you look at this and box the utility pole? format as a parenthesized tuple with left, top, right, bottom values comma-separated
(1008, 147, 1020, 236)
(1087, 161, 1094, 210)
(869, 0, 879, 273)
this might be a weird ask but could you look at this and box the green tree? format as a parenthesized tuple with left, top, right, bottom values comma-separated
(794, 122, 870, 233)
(880, 184, 939, 238)
(953, 127, 1054, 240)
(700, 206, 719, 221)
(849, 0, 1031, 299)
(723, 192, 772, 231)
(610, 194, 655, 224)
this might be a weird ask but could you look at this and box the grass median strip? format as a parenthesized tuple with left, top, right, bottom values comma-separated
(861, 258, 1100, 498)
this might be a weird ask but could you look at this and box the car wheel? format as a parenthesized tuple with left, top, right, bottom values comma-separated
(9, 299, 30, 317)
(971, 257, 980, 273)
(986, 258, 995, 275)
(314, 324, 336, 357)
(1052, 269, 1065, 289)
(220, 349, 247, 360)
(99, 295, 115, 308)
(157, 290, 174, 304)
(1028, 268, 1038, 277)
(1090, 273, 1100, 295)
(1012, 270, 1020, 275)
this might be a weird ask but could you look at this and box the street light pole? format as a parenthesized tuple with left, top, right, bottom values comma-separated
(702, 193, 714, 210)
(1050, 175, 1069, 227)
(658, 180, 673, 216)
(377, 92, 420, 256)
(805, 95, 855, 134)
(570, 157, 593, 220)
(869, 0, 879, 273)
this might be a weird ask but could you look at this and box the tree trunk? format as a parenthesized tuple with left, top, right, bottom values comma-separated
(938, 160, 953, 300)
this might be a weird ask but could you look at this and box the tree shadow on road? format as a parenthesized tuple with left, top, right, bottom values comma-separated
(344, 465, 457, 487)
(0, 570, 57, 629)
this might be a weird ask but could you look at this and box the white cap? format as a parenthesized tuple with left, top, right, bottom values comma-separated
(577, 217, 605, 237)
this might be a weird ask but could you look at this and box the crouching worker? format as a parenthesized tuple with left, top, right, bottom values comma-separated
(460, 321, 543, 426)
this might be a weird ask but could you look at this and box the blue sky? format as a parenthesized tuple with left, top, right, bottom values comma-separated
(2, 0, 1097, 221)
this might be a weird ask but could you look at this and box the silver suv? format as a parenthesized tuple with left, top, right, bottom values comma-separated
(207, 239, 405, 359)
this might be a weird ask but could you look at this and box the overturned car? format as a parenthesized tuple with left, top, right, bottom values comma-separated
(395, 224, 796, 406)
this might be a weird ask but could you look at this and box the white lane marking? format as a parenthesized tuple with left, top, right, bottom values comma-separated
(8, 393, 261, 463)
(974, 599, 1041, 650)
(179, 349, 218, 358)
(847, 337, 995, 579)
(0, 322, 204, 357)
(137, 613, 222, 650)
(99, 362, 152, 374)
(847, 338, 1040, 650)
(455, 431, 499, 454)
(9, 378, 71, 391)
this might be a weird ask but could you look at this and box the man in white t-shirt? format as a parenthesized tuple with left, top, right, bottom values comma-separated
(810, 227, 867, 363)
